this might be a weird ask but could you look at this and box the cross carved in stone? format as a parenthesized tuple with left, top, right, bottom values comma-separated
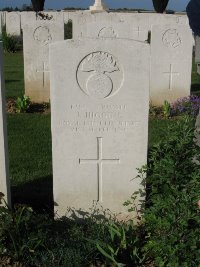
(79, 137, 120, 202)
(133, 26, 145, 37)
(36, 62, 50, 88)
(163, 64, 179, 91)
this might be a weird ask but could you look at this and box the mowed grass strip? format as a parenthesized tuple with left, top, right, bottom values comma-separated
(7, 114, 52, 186)
(4, 51, 24, 99)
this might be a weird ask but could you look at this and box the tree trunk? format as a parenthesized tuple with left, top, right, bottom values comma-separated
(152, 0, 169, 13)
(31, 0, 45, 12)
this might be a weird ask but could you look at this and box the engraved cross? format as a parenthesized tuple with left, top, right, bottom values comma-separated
(133, 26, 144, 37)
(36, 62, 50, 87)
(163, 64, 179, 91)
(79, 137, 120, 202)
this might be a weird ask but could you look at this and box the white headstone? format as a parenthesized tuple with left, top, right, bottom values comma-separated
(21, 11, 64, 29)
(0, 12, 2, 34)
(21, 12, 37, 29)
(72, 12, 149, 42)
(23, 21, 64, 102)
(50, 38, 150, 219)
(150, 25, 193, 106)
(148, 13, 189, 28)
(0, 42, 11, 206)
(6, 12, 21, 36)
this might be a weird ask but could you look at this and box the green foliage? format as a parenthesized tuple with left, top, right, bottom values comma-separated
(88, 220, 146, 266)
(65, 20, 73, 39)
(0, 26, 21, 53)
(162, 100, 171, 118)
(0, 195, 50, 262)
(149, 102, 162, 117)
(15, 95, 31, 113)
(129, 116, 200, 266)
(0, 202, 115, 266)
(31, 0, 45, 12)
(4, 51, 24, 98)
(152, 0, 169, 13)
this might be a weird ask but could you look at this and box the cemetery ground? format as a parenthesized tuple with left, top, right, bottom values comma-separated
(1, 51, 200, 266)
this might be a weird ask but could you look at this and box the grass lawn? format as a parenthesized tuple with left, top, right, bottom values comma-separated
(4, 51, 24, 99)
(191, 56, 200, 94)
(3, 51, 200, 210)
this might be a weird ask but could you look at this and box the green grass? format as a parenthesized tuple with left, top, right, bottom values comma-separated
(3, 51, 200, 210)
(4, 51, 24, 99)
(191, 56, 200, 95)
(7, 114, 53, 211)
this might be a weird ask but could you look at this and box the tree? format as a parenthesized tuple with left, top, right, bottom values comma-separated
(31, 0, 45, 12)
(152, 0, 169, 13)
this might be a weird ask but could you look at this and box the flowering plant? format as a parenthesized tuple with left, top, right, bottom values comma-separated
(171, 95, 200, 116)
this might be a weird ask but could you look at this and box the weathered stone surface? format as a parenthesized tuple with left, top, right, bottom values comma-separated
(148, 13, 189, 28)
(21, 11, 64, 29)
(0, 42, 11, 206)
(21, 12, 37, 29)
(50, 38, 150, 219)
(72, 12, 149, 41)
(71, 12, 191, 43)
(6, 12, 21, 36)
(23, 21, 64, 102)
(150, 24, 193, 106)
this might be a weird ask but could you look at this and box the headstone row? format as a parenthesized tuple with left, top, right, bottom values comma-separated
(1, 11, 194, 104)
(1, 10, 195, 110)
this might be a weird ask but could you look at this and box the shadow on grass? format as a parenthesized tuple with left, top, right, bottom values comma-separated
(11, 175, 54, 215)
(5, 79, 21, 83)
(191, 83, 200, 95)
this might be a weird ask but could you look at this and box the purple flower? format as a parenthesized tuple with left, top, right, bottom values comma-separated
(171, 95, 200, 116)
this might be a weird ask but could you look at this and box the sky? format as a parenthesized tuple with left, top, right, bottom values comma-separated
(0, 0, 191, 11)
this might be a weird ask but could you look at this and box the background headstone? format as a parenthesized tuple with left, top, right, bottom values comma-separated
(0, 12, 2, 34)
(150, 24, 193, 106)
(23, 20, 64, 102)
(50, 38, 150, 219)
(72, 12, 149, 41)
(21, 12, 37, 29)
(0, 42, 11, 206)
(6, 12, 21, 36)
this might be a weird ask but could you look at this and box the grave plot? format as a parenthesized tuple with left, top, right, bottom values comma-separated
(23, 20, 64, 102)
(150, 24, 194, 106)
(50, 38, 150, 219)
(6, 12, 21, 36)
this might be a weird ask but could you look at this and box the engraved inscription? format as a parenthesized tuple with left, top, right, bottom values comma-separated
(33, 26, 52, 45)
(77, 52, 124, 99)
(36, 62, 50, 87)
(79, 137, 120, 202)
(58, 104, 140, 133)
(98, 27, 117, 38)
(163, 64, 179, 90)
(162, 29, 181, 49)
